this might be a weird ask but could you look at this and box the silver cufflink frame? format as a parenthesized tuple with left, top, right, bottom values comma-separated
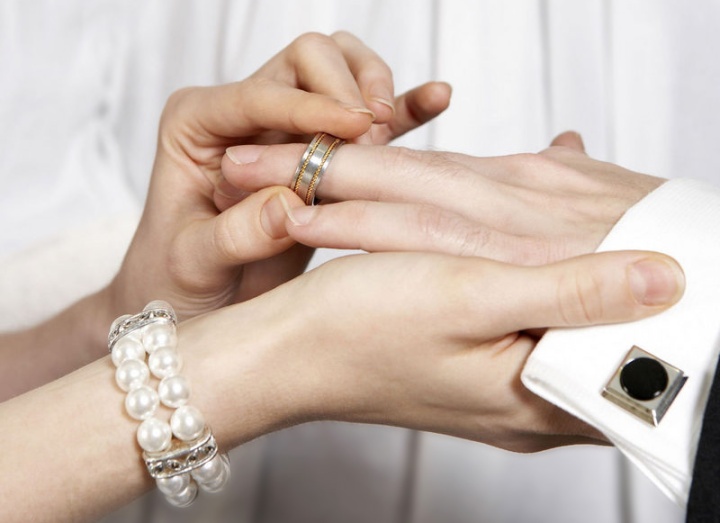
(601, 345, 687, 426)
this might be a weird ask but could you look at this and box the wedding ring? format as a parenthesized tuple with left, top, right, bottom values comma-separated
(291, 132, 344, 205)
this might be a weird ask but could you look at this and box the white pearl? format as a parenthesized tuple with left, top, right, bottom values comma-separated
(156, 473, 190, 496)
(115, 359, 150, 392)
(144, 300, 173, 313)
(137, 417, 172, 453)
(125, 385, 160, 420)
(191, 455, 223, 483)
(149, 347, 182, 379)
(170, 405, 205, 441)
(165, 481, 198, 507)
(142, 323, 177, 354)
(111, 337, 145, 367)
(198, 460, 230, 493)
(125, 326, 144, 342)
(158, 375, 190, 408)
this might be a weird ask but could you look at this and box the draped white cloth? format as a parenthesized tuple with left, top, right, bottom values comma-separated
(4, 1, 718, 521)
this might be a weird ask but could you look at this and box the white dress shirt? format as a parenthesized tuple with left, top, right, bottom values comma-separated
(524, 178, 720, 507)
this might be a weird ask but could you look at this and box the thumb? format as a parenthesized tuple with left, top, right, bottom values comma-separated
(478, 251, 685, 336)
(174, 187, 304, 276)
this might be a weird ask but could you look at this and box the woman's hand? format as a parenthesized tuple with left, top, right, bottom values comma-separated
(197, 248, 685, 453)
(108, 32, 450, 321)
(218, 132, 662, 265)
(0, 32, 450, 399)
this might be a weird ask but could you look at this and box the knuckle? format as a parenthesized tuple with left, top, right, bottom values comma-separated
(289, 32, 337, 56)
(424, 151, 475, 186)
(502, 236, 555, 266)
(158, 87, 207, 150)
(384, 146, 449, 179)
(385, 145, 420, 166)
(414, 204, 458, 245)
(507, 152, 556, 172)
(359, 62, 393, 88)
(211, 214, 246, 265)
(414, 204, 491, 257)
(557, 266, 606, 325)
(330, 30, 357, 43)
(161, 87, 196, 123)
(378, 147, 477, 202)
(456, 227, 492, 257)
(373, 146, 424, 196)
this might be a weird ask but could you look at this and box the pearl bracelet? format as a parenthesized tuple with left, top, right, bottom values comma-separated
(108, 300, 230, 507)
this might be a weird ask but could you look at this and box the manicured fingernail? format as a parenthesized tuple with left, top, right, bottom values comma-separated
(343, 104, 376, 121)
(226, 145, 267, 165)
(370, 96, 395, 115)
(261, 193, 293, 239)
(628, 258, 685, 306)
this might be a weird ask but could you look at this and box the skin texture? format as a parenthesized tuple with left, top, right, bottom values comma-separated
(0, 248, 684, 523)
(218, 131, 664, 265)
(0, 32, 450, 401)
(111, 32, 450, 322)
(0, 31, 686, 523)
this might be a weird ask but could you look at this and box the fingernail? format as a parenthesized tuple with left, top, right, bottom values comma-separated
(287, 204, 317, 226)
(226, 145, 267, 165)
(261, 193, 293, 239)
(370, 96, 395, 115)
(278, 192, 304, 226)
(215, 173, 250, 200)
(343, 104, 376, 121)
(628, 258, 685, 306)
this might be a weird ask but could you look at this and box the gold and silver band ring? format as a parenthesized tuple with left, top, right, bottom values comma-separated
(291, 132, 344, 205)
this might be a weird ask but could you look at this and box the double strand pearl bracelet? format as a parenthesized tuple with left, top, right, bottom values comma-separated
(108, 300, 230, 507)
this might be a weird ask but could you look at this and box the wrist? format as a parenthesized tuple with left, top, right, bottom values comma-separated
(84, 285, 124, 356)
(177, 299, 310, 449)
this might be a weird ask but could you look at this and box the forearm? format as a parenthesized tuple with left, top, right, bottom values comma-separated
(0, 287, 118, 400)
(0, 357, 153, 523)
(0, 300, 294, 523)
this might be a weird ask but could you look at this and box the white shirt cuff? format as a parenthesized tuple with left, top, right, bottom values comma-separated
(521, 178, 720, 507)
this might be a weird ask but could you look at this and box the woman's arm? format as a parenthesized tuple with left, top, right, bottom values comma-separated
(0, 288, 115, 399)
(0, 297, 292, 523)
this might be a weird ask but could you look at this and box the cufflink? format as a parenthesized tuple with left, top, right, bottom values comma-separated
(601, 346, 687, 426)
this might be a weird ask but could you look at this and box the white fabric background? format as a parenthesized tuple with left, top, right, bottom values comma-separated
(3, 0, 717, 521)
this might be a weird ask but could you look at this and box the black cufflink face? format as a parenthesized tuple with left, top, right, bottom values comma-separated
(602, 346, 687, 426)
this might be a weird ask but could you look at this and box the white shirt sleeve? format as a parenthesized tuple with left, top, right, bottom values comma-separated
(521, 178, 720, 507)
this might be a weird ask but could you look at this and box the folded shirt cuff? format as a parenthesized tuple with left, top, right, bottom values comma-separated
(522, 178, 720, 507)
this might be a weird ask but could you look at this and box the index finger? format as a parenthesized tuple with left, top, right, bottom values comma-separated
(163, 82, 376, 146)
